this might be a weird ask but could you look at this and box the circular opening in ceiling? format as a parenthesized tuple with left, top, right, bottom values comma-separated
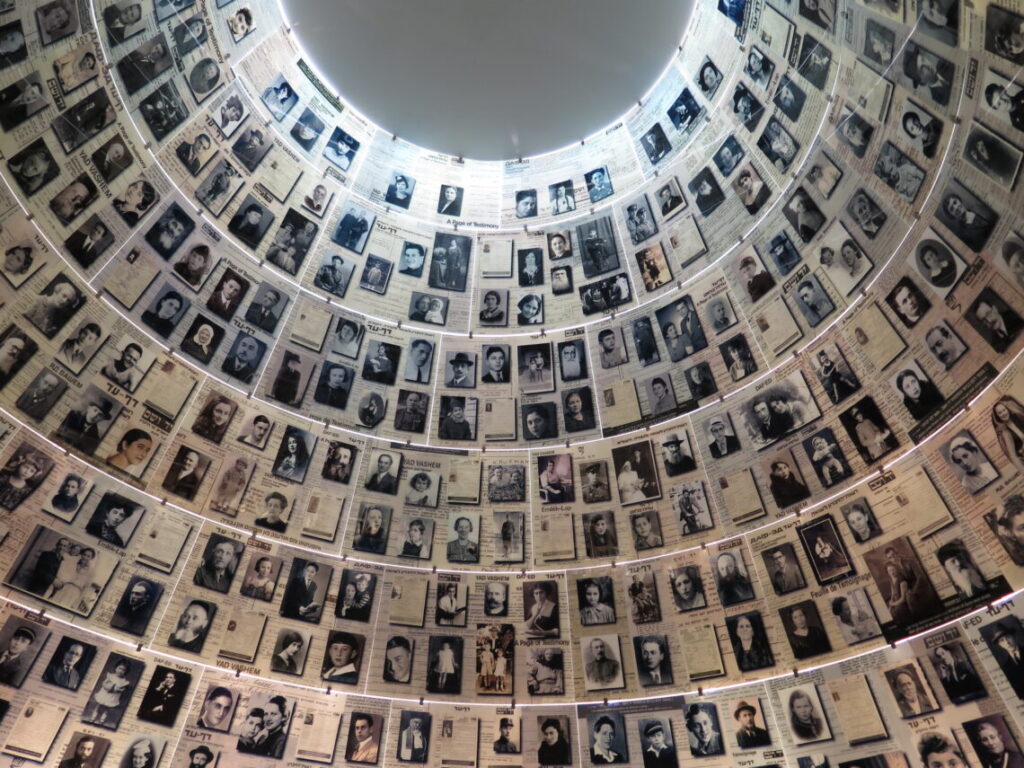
(284, 0, 695, 161)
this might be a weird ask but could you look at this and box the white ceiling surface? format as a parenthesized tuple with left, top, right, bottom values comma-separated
(284, 0, 694, 161)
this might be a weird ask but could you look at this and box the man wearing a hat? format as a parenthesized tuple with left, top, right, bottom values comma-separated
(58, 395, 115, 454)
(988, 620, 1024, 699)
(661, 433, 696, 476)
(0, 625, 37, 685)
(446, 352, 474, 388)
(734, 701, 770, 747)
(641, 720, 676, 768)
(493, 717, 519, 753)
(187, 745, 215, 767)
(439, 397, 473, 440)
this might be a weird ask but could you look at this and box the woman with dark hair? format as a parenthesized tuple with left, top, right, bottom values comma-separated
(105, 428, 154, 473)
(698, 60, 722, 93)
(538, 719, 571, 765)
(786, 606, 830, 659)
(730, 613, 774, 671)
(788, 689, 824, 740)
(517, 293, 542, 325)
(274, 430, 310, 481)
(670, 566, 706, 611)
(270, 630, 304, 674)
(579, 579, 615, 625)
(992, 396, 1024, 473)
(479, 290, 504, 324)
(141, 291, 184, 338)
(192, 396, 234, 443)
(51, 474, 84, 513)
(896, 368, 944, 420)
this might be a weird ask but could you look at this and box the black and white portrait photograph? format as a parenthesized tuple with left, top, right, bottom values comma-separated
(668, 86, 703, 133)
(0, 73, 49, 132)
(436, 184, 463, 216)
(985, 5, 1024, 65)
(429, 233, 472, 291)
(836, 107, 875, 160)
(764, 449, 811, 508)
(811, 231, 859, 293)
(167, 598, 216, 654)
(874, 140, 926, 203)
(641, 122, 673, 165)
(581, 634, 625, 692)
(802, 428, 852, 488)
(336, 570, 376, 622)
(261, 75, 297, 121)
(322, 125, 360, 170)
(785, 684, 832, 745)
(672, 481, 714, 536)
(727, 612, 775, 673)
(909, 234, 965, 302)
(0, 616, 49, 688)
(352, 502, 391, 554)
(732, 82, 765, 132)
(86, 492, 145, 549)
(137, 666, 191, 726)
(936, 178, 999, 252)
(839, 396, 899, 464)
(279, 557, 331, 624)
(846, 187, 888, 239)
(695, 55, 723, 96)
(900, 42, 954, 106)
(886, 275, 931, 328)
(784, 188, 827, 244)
(42, 635, 96, 692)
(712, 549, 755, 606)
(863, 536, 944, 630)
(774, 75, 807, 121)
(895, 99, 943, 159)
(882, 659, 940, 718)
(515, 188, 537, 219)
(966, 286, 1023, 353)
(116, 35, 173, 94)
(744, 46, 775, 88)
(610, 440, 661, 505)
(236, 691, 294, 759)
(685, 702, 725, 757)
(688, 167, 725, 217)
(636, 244, 673, 292)
(732, 162, 770, 215)
(656, 177, 688, 220)
(586, 166, 614, 203)
(740, 371, 821, 448)
(890, 359, 945, 421)
(178, 315, 225, 366)
(927, 640, 986, 704)
(762, 543, 807, 595)
(792, 273, 835, 328)
(758, 117, 801, 172)
(55, 385, 123, 455)
(576, 215, 620, 277)
(767, 231, 801, 276)
(385, 172, 415, 209)
(110, 577, 163, 636)
(797, 514, 855, 585)
(397, 241, 427, 278)
(81, 652, 143, 729)
(780, 601, 832, 661)
(942, 429, 1000, 494)
(579, 272, 631, 315)
(624, 194, 658, 245)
